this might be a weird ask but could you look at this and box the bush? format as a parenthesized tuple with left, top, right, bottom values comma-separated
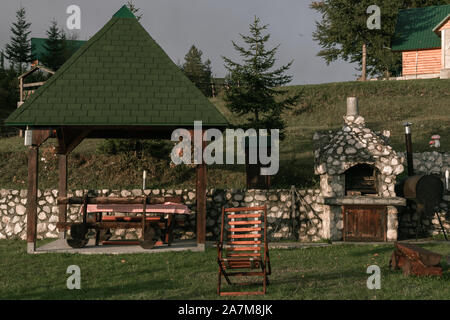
(98, 139, 175, 161)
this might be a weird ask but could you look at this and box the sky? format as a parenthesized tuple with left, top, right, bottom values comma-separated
(0, 0, 359, 85)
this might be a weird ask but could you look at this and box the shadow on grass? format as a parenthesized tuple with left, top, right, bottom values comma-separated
(2, 278, 177, 300)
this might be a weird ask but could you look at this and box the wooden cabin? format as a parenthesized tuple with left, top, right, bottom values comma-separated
(392, 5, 450, 79)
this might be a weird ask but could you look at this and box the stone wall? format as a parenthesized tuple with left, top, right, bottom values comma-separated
(0, 188, 325, 242)
(2, 151, 449, 242)
(397, 151, 450, 176)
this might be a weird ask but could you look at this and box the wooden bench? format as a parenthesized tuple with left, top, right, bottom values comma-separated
(390, 242, 443, 276)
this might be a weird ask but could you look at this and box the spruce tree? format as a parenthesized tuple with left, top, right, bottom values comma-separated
(181, 45, 213, 97)
(41, 20, 67, 71)
(4, 6, 33, 74)
(222, 16, 301, 139)
(0, 51, 4, 70)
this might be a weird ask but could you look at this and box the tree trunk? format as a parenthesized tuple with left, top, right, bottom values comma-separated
(361, 43, 367, 81)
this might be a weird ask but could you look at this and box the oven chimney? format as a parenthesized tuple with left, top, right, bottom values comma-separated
(347, 97, 359, 116)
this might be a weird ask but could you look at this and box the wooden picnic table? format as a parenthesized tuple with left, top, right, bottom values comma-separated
(57, 196, 190, 249)
(86, 202, 190, 247)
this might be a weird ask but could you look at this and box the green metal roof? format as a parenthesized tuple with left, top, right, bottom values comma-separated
(6, 5, 228, 128)
(392, 5, 450, 51)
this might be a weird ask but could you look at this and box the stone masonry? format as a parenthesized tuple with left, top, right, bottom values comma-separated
(0, 188, 325, 242)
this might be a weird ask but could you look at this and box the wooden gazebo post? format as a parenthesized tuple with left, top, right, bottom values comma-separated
(58, 154, 67, 239)
(26, 130, 52, 253)
(55, 127, 91, 240)
(26, 146, 39, 253)
(191, 129, 207, 249)
(196, 159, 207, 248)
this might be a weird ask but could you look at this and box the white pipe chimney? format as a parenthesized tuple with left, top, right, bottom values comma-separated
(347, 97, 359, 116)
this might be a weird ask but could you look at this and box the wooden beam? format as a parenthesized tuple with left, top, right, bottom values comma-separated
(23, 82, 46, 88)
(19, 78, 23, 103)
(57, 221, 163, 230)
(56, 127, 91, 155)
(32, 129, 53, 146)
(56, 127, 66, 154)
(65, 129, 90, 154)
(58, 154, 67, 236)
(26, 146, 39, 253)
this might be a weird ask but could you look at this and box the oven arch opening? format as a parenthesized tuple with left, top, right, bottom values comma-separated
(345, 163, 380, 196)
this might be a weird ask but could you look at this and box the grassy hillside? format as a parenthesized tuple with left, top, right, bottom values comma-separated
(0, 78, 449, 190)
(213, 78, 450, 187)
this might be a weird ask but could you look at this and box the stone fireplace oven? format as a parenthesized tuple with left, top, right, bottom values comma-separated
(314, 97, 406, 241)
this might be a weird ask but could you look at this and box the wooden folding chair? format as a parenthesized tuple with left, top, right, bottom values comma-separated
(217, 205, 271, 296)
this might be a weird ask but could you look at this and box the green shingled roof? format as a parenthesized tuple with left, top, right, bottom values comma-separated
(5, 5, 228, 128)
(391, 5, 450, 51)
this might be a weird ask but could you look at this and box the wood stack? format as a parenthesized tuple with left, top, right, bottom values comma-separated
(390, 242, 443, 276)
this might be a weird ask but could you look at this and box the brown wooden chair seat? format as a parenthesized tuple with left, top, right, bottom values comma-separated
(217, 205, 271, 296)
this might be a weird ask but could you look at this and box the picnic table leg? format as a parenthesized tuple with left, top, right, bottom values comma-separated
(82, 194, 88, 224)
(140, 196, 156, 249)
(165, 214, 174, 246)
(95, 212, 102, 246)
(141, 197, 147, 242)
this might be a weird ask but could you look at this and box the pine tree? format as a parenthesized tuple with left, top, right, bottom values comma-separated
(222, 16, 301, 139)
(181, 45, 213, 97)
(4, 7, 33, 74)
(40, 20, 68, 71)
(0, 68, 19, 116)
(0, 51, 4, 70)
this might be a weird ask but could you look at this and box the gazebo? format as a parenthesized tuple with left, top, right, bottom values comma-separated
(4, 5, 228, 253)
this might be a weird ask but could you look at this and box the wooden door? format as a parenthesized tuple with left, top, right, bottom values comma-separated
(343, 205, 387, 242)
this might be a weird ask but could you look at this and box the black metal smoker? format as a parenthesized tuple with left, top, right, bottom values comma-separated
(395, 122, 448, 240)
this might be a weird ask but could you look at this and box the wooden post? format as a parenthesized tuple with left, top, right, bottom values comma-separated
(196, 161, 207, 248)
(361, 43, 367, 81)
(19, 78, 23, 104)
(58, 154, 67, 239)
(26, 146, 39, 253)
(18, 78, 23, 137)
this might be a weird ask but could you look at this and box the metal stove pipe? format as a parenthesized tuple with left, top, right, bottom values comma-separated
(404, 122, 414, 176)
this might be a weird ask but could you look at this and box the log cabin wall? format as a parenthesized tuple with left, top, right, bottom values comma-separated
(402, 48, 442, 76)
(391, 5, 450, 79)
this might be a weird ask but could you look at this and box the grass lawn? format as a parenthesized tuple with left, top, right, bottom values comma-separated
(1, 240, 449, 300)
